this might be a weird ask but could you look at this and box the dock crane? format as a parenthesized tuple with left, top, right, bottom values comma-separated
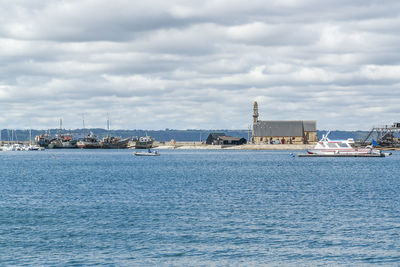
(361, 122, 400, 147)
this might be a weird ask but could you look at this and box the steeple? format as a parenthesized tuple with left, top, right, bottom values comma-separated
(253, 101, 259, 124)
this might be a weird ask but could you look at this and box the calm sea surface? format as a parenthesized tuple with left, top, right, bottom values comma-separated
(1, 149, 400, 266)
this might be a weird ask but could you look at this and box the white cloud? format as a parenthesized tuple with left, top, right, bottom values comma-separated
(1, 0, 400, 130)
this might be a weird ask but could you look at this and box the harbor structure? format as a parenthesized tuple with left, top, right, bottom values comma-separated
(251, 101, 318, 144)
(361, 122, 400, 147)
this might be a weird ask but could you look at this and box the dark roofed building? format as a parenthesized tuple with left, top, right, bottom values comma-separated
(206, 133, 246, 146)
(215, 136, 247, 146)
(251, 102, 318, 144)
(206, 133, 225, 145)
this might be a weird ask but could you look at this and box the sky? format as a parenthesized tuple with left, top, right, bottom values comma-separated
(1, 0, 400, 130)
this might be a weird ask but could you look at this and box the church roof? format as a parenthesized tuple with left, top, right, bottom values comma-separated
(253, 121, 314, 137)
(303, 120, 317, 131)
(218, 136, 245, 141)
(207, 133, 225, 139)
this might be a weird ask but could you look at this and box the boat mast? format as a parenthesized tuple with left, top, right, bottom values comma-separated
(59, 118, 63, 136)
(107, 114, 110, 137)
(80, 113, 87, 136)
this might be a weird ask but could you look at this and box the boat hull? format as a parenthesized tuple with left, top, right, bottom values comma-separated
(101, 138, 130, 149)
(307, 148, 373, 155)
(77, 142, 102, 149)
(299, 153, 391, 157)
(133, 152, 160, 156)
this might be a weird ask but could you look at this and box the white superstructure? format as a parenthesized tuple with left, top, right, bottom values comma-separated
(307, 131, 383, 156)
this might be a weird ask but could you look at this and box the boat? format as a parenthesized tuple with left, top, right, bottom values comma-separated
(25, 144, 45, 151)
(299, 131, 392, 157)
(77, 132, 102, 149)
(1, 143, 25, 151)
(48, 134, 78, 149)
(35, 133, 52, 148)
(101, 136, 130, 149)
(130, 135, 154, 149)
(100, 116, 130, 149)
(133, 149, 160, 156)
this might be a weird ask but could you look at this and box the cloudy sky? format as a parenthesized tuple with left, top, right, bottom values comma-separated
(1, 0, 400, 130)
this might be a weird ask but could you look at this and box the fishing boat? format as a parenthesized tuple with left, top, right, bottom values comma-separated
(35, 133, 52, 148)
(48, 134, 78, 149)
(130, 135, 155, 149)
(101, 136, 130, 149)
(100, 116, 130, 149)
(77, 132, 102, 149)
(133, 149, 160, 156)
(299, 131, 392, 157)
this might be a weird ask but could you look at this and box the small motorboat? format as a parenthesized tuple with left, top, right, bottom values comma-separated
(133, 149, 160, 156)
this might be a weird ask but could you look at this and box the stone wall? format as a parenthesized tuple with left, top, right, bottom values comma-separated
(252, 131, 318, 144)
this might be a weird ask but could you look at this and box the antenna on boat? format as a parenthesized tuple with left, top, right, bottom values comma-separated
(106, 113, 111, 138)
(322, 130, 331, 141)
(81, 113, 85, 129)
(59, 118, 63, 135)
(107, 117, 110, 131)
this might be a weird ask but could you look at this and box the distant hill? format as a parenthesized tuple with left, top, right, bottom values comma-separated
(1, 128, 371, 142)
(317, 130, 370, 141)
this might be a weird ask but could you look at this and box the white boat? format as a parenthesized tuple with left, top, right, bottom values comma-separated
(304, 131, 391, 157)
(133, 149, 160, 156)
(24, 144, 45, 151)
(0, 143, 44, 151)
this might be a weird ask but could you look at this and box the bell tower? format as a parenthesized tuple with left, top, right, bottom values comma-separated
(253, 101, 259, 124)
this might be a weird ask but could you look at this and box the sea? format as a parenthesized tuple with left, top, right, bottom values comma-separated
(1, 149, 400, 266)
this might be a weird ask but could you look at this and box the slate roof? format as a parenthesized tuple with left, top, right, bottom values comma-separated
(218, 136, 244, 141)
(208, 133, 225, 139)
(206, 132, 226, 144)
(303, 120, 317, 132)
(253, 120, 316, 137)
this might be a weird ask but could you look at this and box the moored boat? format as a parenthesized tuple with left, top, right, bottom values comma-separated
(77, 132, 102, 149)
(35, 133, 52, 148)
(101, 136, 130, 149)
(130, 135, 154, 149)
(48, 134, 78, 149)
(299, 131, 392, 157)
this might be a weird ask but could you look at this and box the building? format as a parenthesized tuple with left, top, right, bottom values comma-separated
(206, 133, 225, 145)
(214, 136, 247, 146)
(206, 133, 246, 146)
(251, 101, 318, 144)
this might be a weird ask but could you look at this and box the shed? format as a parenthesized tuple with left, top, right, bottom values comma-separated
(216, 136, 247, 146)
(206, 133, 226, 145)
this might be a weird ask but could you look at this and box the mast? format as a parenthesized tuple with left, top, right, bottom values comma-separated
(80, 113, 87, 136)
(106, 114, 110, 137)
(59, 118, 63, 136)
(81, 113, 85, 130)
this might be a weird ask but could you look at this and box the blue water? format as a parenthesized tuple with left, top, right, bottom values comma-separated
(1, 150, 400, 266)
